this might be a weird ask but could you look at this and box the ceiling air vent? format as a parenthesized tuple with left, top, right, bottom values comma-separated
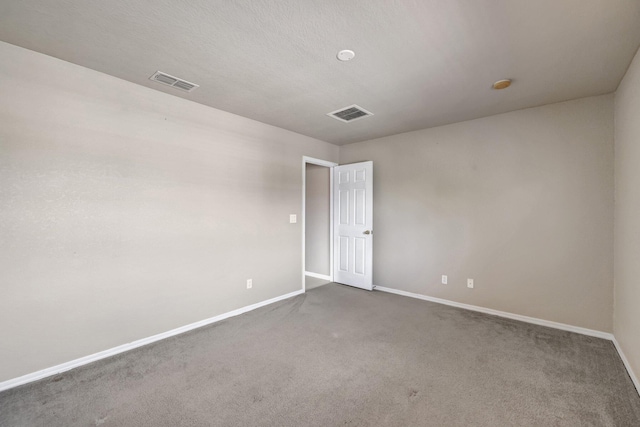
(327, 104, 373, 123)
(149, 71, 199, 92)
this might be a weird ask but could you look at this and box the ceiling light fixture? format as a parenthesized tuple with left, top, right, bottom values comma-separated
(492, 79, 512, 90)
(337, 50, 355, 61)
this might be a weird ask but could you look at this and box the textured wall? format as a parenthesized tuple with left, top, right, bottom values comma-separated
(0, 41, 338, 382)
(340, 95, 615, 332)
(305, 164, 330, 275)
(614, 46, 640, 383)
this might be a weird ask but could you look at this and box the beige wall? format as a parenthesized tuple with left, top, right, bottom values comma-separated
(0, 38, 626, 384)
(614, 47, 640, 382)
(305, 164, 330, 276)
(0, 41, 338, 382)
(340, 95, 615, 332)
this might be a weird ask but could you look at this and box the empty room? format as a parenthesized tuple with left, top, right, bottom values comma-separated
(1, 1, 640, 425)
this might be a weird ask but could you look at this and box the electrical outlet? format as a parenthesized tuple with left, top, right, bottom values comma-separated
(467, 278, 474, 289)
(441, 275, 447, 285)
(247, 279, 253, 289)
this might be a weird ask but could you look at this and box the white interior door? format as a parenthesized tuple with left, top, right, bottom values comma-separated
(333, 161, 373, 290)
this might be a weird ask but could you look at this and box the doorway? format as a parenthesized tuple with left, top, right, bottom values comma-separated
(302, 157, 337, 291)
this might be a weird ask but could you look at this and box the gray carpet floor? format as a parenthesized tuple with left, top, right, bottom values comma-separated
(1, 284, 639, 426)
(305, 275, 331, 290)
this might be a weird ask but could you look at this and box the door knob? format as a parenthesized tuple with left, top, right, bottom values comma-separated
(363, 230, 372, 235)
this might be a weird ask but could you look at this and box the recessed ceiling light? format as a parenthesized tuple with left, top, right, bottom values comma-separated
(337, 50, 355, 61)
(493, 79, 512, 90)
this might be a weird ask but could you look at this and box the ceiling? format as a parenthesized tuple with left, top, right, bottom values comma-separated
(1, 1, 639, 146)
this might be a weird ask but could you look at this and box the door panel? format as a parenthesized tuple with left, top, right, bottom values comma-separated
(355, 189, 365, 224)
(354, 237, 365, 275)
(339, 237, 349, 272)
(339, 190, 349, 224)
(333, 161, 373, 290)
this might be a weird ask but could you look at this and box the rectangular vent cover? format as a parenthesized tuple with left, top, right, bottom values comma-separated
(327, 105, 373, 123)
(149, 71, 199, 92)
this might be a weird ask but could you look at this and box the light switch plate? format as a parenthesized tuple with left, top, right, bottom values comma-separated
(289, 214, 297, 223)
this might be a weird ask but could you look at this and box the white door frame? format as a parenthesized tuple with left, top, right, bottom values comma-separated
(302, 156, 338, 292)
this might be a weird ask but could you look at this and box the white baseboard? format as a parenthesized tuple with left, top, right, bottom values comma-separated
(0, 289, 304, 393)
(612, 337, 640, 395)
(374, 286, 613, 340)
(4, 285, 638, 399)
(304, 271, 331, 281)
